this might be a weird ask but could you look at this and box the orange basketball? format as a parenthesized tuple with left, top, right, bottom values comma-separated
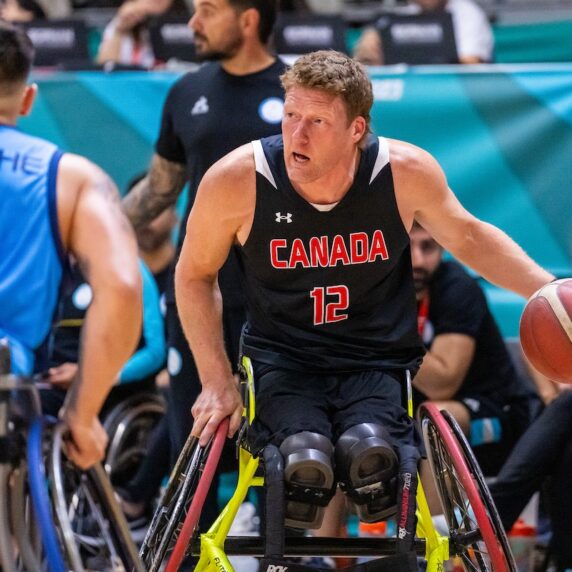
(520, 279, 572, 383)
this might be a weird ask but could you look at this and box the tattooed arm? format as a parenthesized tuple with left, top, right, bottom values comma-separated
(57, 153, 142, 469)
(122, 154, 186, 230)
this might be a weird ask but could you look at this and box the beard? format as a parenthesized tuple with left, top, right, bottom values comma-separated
(413, 268, 431, 295)
(193, 31, 244, 62)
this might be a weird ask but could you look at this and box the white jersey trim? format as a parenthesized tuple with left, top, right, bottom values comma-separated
(252, 140, 277, 189)
(370, 137, 390, 184)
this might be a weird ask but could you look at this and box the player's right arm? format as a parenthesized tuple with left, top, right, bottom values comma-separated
(122, 153, 186, 230)
(57, 154, 142, 469)
(175, 145, 256, 446)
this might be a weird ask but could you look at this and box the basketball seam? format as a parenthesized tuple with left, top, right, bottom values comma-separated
(539, 286, 572, 344)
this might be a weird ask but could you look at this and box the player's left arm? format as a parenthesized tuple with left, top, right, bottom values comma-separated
(391, 141, 555, 298)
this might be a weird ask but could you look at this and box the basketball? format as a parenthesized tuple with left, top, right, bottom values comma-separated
(520, 279, 572, 383)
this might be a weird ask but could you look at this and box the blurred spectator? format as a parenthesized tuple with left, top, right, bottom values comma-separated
(96, 0, 189, 68)
(35, 0, 71, 19)
(354, 0, 494, 65)
(410, 222, 539, 477)
(0, 0, 45, 22)
(96, 0, 159, 68)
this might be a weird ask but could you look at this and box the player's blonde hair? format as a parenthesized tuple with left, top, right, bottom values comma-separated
(280, 50, 373, 145)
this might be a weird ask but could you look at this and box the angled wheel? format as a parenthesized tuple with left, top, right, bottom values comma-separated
(103, 392, 166, 488)
(48, 423, 145, 572)
(140, 419, 229, 572)
(420, 403, 516, 572)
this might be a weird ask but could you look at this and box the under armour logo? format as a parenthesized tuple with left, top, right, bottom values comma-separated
(191, 96, 209, 115)
(275, 212, 292, 223)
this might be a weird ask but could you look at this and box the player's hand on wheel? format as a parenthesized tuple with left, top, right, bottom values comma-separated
(61, 411, 109, 470)
(191, 375, 243, 446)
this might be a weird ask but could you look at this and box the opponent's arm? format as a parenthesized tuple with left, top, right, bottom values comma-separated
(391, 141, 555, 298)
(413, 334, 475, 400)
(122, 153, 186, 230)
(58, 154, 142, 469)
(175, 145, 255, 445)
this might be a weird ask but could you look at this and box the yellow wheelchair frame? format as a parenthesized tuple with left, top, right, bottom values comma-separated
(141, 356, 515, 572)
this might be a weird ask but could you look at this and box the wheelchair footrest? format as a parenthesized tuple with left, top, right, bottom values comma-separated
(259, 553, 418, 572)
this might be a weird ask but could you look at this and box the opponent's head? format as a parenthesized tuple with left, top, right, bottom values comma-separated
(0, 21, 37, 123)
(189, 0, 277, 60)
(409, 221, 444, 299)
(279, 50, 372, 185)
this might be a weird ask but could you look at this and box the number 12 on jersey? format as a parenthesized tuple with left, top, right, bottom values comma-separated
(310, 285, 349, 325)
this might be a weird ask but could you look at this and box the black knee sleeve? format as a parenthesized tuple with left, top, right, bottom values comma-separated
(335, 423, 399, 523)
(279, 432, 335, 529)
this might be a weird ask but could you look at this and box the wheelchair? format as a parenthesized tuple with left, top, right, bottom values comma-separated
(102, 389, 166, 489)
(0, 340, 145, 572)
(140, 356, 516, 572)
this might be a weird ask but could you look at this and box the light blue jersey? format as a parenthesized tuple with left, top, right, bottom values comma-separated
(0, 125, 64, 375)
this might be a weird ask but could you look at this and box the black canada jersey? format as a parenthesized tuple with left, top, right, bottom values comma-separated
(155, 59, 287, 305)
(238, 134, 424, 372)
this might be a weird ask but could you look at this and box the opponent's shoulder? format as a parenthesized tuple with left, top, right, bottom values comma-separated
(57, 153, 110, 191)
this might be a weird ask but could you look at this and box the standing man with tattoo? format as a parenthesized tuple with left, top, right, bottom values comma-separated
(0, 22, 142, 469)
(123, 0, 285, 489)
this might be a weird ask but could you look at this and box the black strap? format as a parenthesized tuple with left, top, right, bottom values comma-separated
(263, 445, 286, 558)
(284, 482, 336, 507)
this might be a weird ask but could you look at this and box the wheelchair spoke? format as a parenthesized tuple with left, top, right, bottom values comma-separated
(421, 403, 515, 572)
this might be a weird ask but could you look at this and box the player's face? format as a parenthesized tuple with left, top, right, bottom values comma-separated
(410, 226, 443, 295)
(189, 0, 244, 60)
(282, 87, 365, 187)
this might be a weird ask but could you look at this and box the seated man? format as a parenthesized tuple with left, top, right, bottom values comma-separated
(490, 367, 572, 570)
(175, 50, 554, 538)
(410, 221, 539, 476)
(354, 0, 493, 66)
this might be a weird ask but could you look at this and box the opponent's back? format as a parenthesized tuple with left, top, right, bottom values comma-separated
(0, 125, 64, 374)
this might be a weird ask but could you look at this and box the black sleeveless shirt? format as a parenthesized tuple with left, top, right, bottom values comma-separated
(238, 134, 424, 373)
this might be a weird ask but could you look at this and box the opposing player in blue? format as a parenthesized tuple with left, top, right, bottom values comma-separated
(0, 21, 142, 469)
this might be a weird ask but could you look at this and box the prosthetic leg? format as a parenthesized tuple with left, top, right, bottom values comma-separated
(335, 424, 399, 523)
(279, 432, 335, 529)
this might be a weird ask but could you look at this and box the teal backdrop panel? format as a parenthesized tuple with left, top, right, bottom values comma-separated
(22, 71, 179, 193)
(493, 20, 572, 64)
(21, 66, 572, 335)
